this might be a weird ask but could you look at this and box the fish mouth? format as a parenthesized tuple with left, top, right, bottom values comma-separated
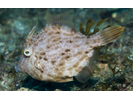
(14, 63, 21, 72)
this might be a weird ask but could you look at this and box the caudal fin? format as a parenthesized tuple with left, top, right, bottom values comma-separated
(99, 26, 124, 45)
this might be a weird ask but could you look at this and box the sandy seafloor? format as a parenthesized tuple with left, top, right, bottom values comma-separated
(0, 8, 133, 91)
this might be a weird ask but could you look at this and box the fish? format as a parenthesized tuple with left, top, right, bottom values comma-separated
(15, 12, 124, 83)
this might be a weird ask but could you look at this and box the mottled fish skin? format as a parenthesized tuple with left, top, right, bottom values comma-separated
(15, 12, 124, 83)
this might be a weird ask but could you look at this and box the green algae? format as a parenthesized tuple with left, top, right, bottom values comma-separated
(79, 18, 110, 37)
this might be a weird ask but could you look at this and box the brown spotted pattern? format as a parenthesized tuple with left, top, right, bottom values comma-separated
(16, 24, 103, 82)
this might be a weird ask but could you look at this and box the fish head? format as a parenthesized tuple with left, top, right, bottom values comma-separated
(15, 44, 34, 72)
(15, 23, 38, 74)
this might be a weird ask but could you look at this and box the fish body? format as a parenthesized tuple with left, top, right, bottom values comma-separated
(15, 12, 124, 83)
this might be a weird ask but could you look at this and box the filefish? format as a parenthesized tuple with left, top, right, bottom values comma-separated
(15, 12, 124, 83)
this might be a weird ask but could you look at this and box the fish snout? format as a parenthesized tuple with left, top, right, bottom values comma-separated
(14, 63, 21, 72)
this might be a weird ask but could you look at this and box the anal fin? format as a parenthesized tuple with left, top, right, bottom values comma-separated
(75, 50, 100, 83)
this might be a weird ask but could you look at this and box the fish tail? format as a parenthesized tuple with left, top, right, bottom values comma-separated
(98, 26, 124, 45)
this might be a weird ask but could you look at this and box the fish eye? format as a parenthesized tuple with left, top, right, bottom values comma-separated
(23, 48, 32, 57)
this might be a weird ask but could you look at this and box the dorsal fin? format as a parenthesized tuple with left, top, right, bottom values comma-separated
(75, 50, 100, 83)
(27, 22, 38, 38)
(46, 11, 75, 30)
